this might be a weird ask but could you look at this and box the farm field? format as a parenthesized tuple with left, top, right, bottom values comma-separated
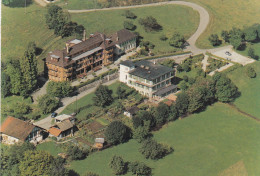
(70, 4, 199, 54)
(227, 61, 260, 118)
(70, 103, 260, 175)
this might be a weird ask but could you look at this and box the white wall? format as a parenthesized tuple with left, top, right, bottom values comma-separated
(1, 134, 20, 145)
(119, 65, 130, 83)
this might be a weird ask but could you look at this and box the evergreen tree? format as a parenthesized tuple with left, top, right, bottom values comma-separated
(5, 60, 25, 96)
(20, 42, 38, 93)
(93, 85, 113, 107)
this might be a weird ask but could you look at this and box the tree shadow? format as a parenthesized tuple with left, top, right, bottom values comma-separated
(35, 47, 43, 56)
(237, 43, 246, 51)
(2, 0, 33, 8)
(68, 169, 80, 176)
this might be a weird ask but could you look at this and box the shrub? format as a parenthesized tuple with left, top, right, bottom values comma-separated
(246, 66, 256, 78)
(139, 139, 173, 160)
(208, 34, 221, 46)
(138, 16, 162, 32)
(123, 21, 135, 31)
(169, 32, 185, 48)
(123, 10, 136, 19)
(109, 155, 127, 175)
(38, 94, 59, 114)
(160, 34, 168, 41)
(47, 81, 73, 98)
(128, 161, 152, 176)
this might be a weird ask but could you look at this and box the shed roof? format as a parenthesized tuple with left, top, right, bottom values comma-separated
(126, 106, 139, 115)
(95, 138, 105, 143)
(49, 127, 62, 137)
(0, 116, 35, 141)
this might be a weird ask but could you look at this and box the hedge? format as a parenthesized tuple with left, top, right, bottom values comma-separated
(133, 51, 191, 62)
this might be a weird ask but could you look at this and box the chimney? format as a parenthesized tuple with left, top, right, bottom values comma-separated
(83, 30, 86, 41)
(66, 43, 70, 53)
(116, 37, 119, 41)
(153, 60, 156, 65)
(90, 34, 94, 38)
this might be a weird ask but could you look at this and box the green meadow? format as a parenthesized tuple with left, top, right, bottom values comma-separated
(69, 103, 260, 175)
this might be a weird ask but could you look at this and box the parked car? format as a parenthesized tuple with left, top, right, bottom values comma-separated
(225, 51, 232, 56)
(51, 112, 57, 118)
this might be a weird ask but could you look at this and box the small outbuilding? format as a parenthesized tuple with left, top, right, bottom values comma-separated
(124, 106, 139, 118)
(48, 120, 74, 141)
(94, 138, 105, 149)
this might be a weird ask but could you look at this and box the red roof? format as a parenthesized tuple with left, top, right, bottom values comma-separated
(0, 116, 35, 141)
(49, 127, 62, 137)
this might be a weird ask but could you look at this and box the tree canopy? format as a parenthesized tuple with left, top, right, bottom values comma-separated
(109, 155, 127, 175)
(38, 94, 60, 114)
(93, 85, 113, 107)
(105, 121, 131, 144)
(47, 81, 73, 98)
(169, 32, 185, 48)
(138, 16, 162, 32)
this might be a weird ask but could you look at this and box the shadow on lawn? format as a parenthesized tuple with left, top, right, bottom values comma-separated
(3, 0, 33, 8)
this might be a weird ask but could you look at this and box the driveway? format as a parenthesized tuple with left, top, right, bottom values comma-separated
(212, 48, 255, 66)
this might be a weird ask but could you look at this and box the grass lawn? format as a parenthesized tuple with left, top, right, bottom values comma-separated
(70, 4, 199, 54)
(227, 61, 260, 118)
(55, 0, 260, 49)
(236, 42, 260, 58)
(186, 0, 260, 48)
(37, 141, 63, 156)
(69, 103, 260, 175)
(1, 3, 71, 72)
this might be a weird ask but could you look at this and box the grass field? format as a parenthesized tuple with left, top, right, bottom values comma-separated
(70, 4, 199, 54)
(70, 103, 260, 176)
(187, 0, 260, 48)
(1, 3, 71, 72)
(227, 61, 260, 118)
(37, 141, 63, 156)
(237, 42, 260, 58)
(54, 0, 260, 49)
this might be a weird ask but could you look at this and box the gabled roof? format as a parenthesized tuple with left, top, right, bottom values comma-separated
(56, 120, 74, 131)
(111, 29, 136, 45)
(0, 116, 35, 141)
(120, 60, 135, 67)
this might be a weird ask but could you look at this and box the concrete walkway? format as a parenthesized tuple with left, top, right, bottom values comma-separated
(201, 55, 209, 71)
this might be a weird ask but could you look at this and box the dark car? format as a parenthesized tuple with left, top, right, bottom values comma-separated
(225, 51, 232, 56)
(51, 112, 57, 118)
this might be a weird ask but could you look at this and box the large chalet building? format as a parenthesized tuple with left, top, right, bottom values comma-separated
(45, 29, 137, 81)
(119, 60, 177, 98)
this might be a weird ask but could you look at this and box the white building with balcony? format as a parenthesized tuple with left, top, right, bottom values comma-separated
(119, 60, 177, 98)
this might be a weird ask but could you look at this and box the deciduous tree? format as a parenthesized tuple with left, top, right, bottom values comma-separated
(169, 32, 185, 48)
(109, 155, 127, 175)
(128, 161, 152, 176)
(105, 121, 131, 144)
(38, 94, 60, 114)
